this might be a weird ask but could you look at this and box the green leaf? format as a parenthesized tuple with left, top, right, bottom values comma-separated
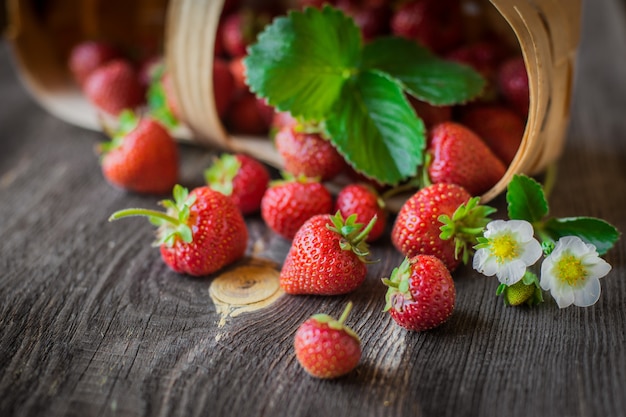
(362, 37, 485, 105)
(506, 174, 549, 223)
(542, 217, 620, 255)
(324, 70, 425, 185)
(245, 6, 362, 121)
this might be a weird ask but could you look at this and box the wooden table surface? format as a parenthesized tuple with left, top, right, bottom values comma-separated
(2, 1, 626, 416)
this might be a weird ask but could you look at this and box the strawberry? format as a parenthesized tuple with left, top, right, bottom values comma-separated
(335, 183, 386, 242)
(226, 93, 269, 135)
(460, 105, 525, 165)
(83, 59, 145, 116)
(229, 55, 248, 94)
(213, 58, 236, 118)
(496, 272, 544, 307)
(274, 125, 346, 181)
(294, 301, 361, 379)
(390, 0, 464, 54)
(383, 255, 456, 331)
(99, 113, 179, 194)
(219, 9, 270, 58)
(280, 212, 376, 295)
(109, 185, 248, 276)
(68, 40, 121, 86)
(497, 57, 530, 118)
(445, 40, 508, 79)
(391, 183, 495, 271)
(408, 96, 452, 130)
(427, 121, 507, 196)
(261, 175, 333, 240)
(335, 0, 391, 41)
(204, 153, 270, 215)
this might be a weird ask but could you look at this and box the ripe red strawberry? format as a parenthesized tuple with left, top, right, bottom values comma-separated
(205, 153, 270, 215)
(274, 125, 347, 181)
(83, 59, 145, 116)
(229, 55, 248, 94)
(261, 175, 333, 240)
(214, 58, 236, 118)
(427, 121, 507, 196)
(109, 184, 248, 276)
(336, 0, 391, 41)
(294, 302, 361, 379)
(219, 9, 271, 58)
(460, 105, 525, 165)
(497, 57, 529, 118)
(68, 40, 121, 86)
(280, 212, 376, 295)
(335, 183, 386, 242)
(391, 183, 495, 271)
(226, 93, 269, 135)
(391, 0, 464, 54)
(445, 40, 508, 79)
(408, 96, 452, 130)
(383, 255, 456, 331)
(99, 114, 179, 194)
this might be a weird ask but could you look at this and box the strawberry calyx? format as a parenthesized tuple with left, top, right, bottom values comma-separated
(204, 153, 241, 196)
(438, 196, 496, 265)
(98, 110, 141, 154)
(310, 301, 360, 342)
(382, 257, 413, 312)
(269, 172, 321, 188)
(326, 211, 377, 261)
(496, 270, 544, 307)
(108, 184, 196, 247)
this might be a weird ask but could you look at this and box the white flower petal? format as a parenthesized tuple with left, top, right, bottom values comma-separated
(483, 220, 507, 238)
(507, 220, 535, 241)
(475, 253, 499, 277)
(496, 259, 527, 285)
(521, 238, 543, 265)
(554, 287, 575, 308)
(572, 277, 601, 307)
(584, 256, 612, 279)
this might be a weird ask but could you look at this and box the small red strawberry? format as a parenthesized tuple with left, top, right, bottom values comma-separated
(383, 255, 456, 331)
(408, 96, 452, 130)
(219, 9, 271, 58)
(335, 183, 386, 242)
(280, 212, 376, 295)
(83, 59, 145, 116)
(460, 105, 525, 165)
(213, 58, 236, 118)
(261, 175, 333, 240)
(68, 40, 121, 86)
(99, 113, 179, 194)
(391, 0, 464, 54)
(497, 57, 529, 118)
(294, 301, 361, 379)
(229, 55, 248, 94)
(226, 93, 270, 135)
(427, 121, 507, 196)
(109, 184, 248, 276)
(336, 0, 391, 41)
(274, 125, 347, 181)
(391, 183, 495, 271)
(205, 153, 270, 215)
(445, 39, 508, 79)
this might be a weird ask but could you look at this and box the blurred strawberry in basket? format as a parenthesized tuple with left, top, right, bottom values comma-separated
(68, 40, 121, 86)
(498, 57, 530, 118)
(83, 59, 145, 116)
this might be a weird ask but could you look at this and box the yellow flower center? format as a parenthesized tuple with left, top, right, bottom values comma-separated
(490, 233, 519, 263)
(555, 254, 587, 287)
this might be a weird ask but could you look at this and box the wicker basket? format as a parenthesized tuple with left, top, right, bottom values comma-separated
(6, 0, 582, 202)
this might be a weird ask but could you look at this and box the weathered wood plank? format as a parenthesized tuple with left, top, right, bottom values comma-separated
(1, 0, 626, 416)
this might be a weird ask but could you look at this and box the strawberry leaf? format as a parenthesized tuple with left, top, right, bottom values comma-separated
(324, 70, 425, 184)
(245, 6, 361, 121)
(362, 37, 485, 105)
(541, 217, 620, 255)
(506, 174, 549, 223)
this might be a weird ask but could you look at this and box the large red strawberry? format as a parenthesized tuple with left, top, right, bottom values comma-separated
(391, 183, 495, 271)
(460, 105, 525, 165)
(213, 58, 236, 118)
(68, 40, 121, 86)
(109, 185, 248, 276)
(335, 183, 386, 242)
(83, 59, 145, 116)
(280, 212, 376, 295)
(261, 175, 333, 240)
(274, 125, 347, 181)
(498, 57, 529, 118)
(427, 121, 507, 196)
(391, 0, 464, 54)
(294, 301, 361, 379)
(383, 255, 456, 331)
(99, 114, 179, 194)
(205, 153, 270, 215)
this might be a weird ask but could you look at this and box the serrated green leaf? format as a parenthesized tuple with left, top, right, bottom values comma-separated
(543, 217, 620, 255)
(506, 174, 549, 223)
(245, 6, 361, 121)
(362, 37, 485, 105)
(324, 70, 425, 185)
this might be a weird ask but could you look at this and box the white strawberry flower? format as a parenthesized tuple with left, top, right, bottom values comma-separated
(540, 236, 612, 308)
(473, 219, 543, 285)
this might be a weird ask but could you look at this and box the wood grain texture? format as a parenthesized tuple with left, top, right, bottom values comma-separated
(1, 0, 626, 416)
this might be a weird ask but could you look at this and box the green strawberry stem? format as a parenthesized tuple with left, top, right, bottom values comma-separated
(109, 208, 180, 225)
(328, 211, 377, 260)
(337, 301, 353, 325)
(311, 302, 359, 341)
